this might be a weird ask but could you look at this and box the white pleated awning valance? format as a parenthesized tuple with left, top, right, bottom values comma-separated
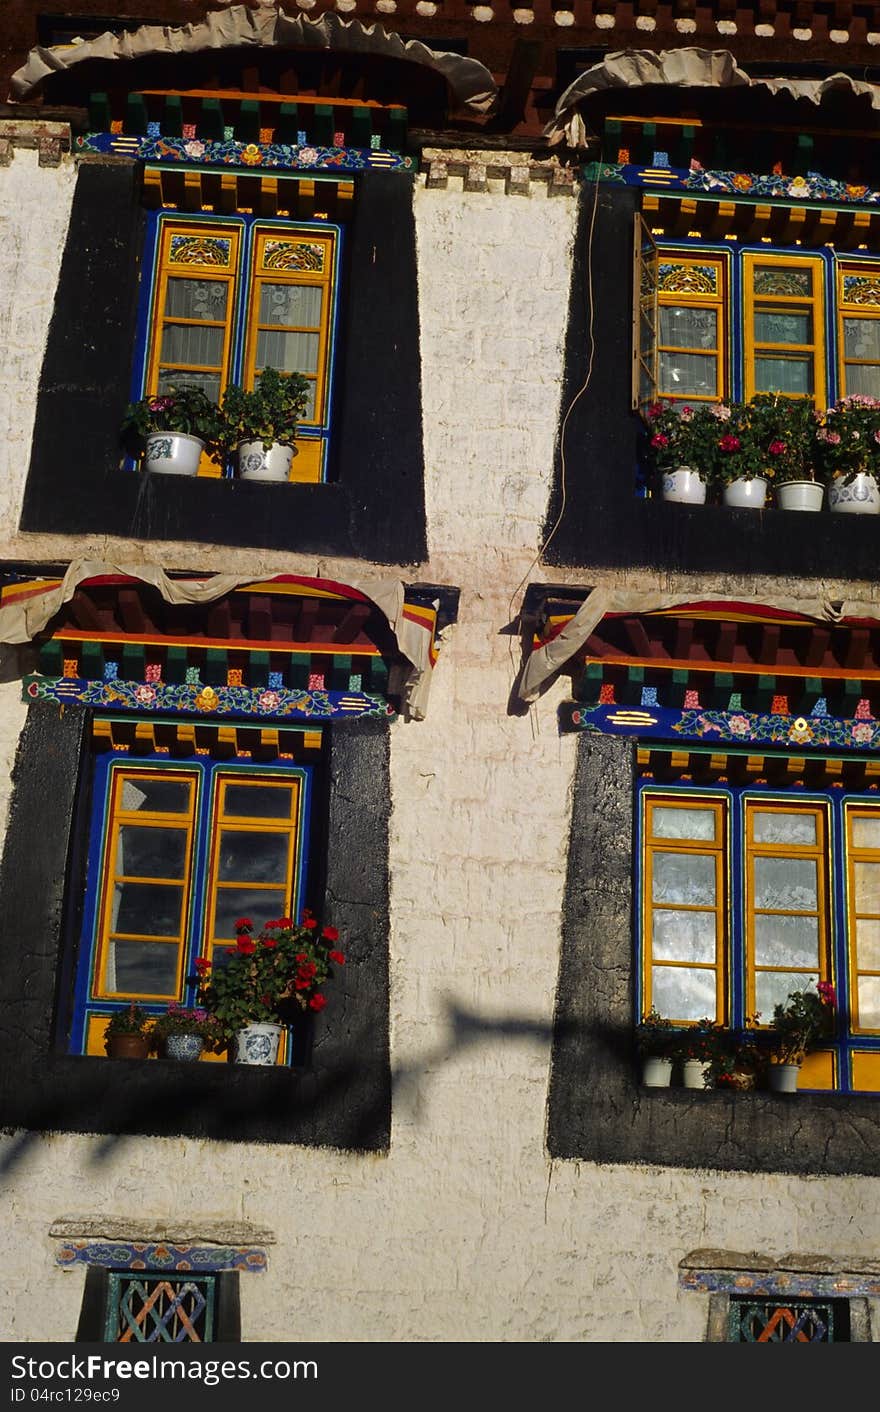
(545, 47, 880, 149)
(9, 6, 497, 114)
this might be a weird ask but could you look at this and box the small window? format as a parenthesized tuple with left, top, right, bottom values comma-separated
(75, 1265, 241, 1343)
(728, 1295, 850, 1342)
(656, 255, 726, 402)
(139, 211, 341, 482)
(837, 261, 880, 399)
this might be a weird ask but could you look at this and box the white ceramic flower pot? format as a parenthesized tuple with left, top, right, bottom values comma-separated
(233, 1022, 282, 1066)
(144, 431, 204, 476)
(164, 1033, 204, 1062)
(682, 1058, 712, 1090)
(768, 1062, 800, 1093)
(237, 440, 295, 482)
(661, 466, 707, 504)
(777, 480, 825, 512)
(641, 1056, 673, 1088)
(828, 472, 880, 514)
(723, 476, 768, 509)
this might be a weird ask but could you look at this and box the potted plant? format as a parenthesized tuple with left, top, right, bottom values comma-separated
(750, 393, 826, 511)
(708, 1022, 765, 1091)
(219, 367, 311, 482)
(763, 981, 836, 1093)
(673, 1018, 725, 1090)
(103, 1003, 154, 1060)
(194, 910, 345, 1065)
(644, 401, 718, 503)
(816, 396, 880, 514)
(121, 383, 225, 476)
(635, 1006, 676, 1087)
(150, 1003, 221, 1063)
(703, 401, 771, 508)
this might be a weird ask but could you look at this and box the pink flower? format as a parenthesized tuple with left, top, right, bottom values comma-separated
(647, 403, 664, 420)
(710, 404, 731, 421)
(718, 433, 741, 452)
(728, 714, 750, 735)
(818, 981, 836, 1007)
(852, 722, 874, 743)
(768, 440, 786, 456)
(679, 405, 694, 422)
(651, 433, 669, 448)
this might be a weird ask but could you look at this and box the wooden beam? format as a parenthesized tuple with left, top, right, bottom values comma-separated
(118, 589, 147, 635)
(845, 629, 870, 670)
(623, 617, 653, 658)
(247, 596, 273, 641)
(332, 602, 371, 644)
(69, 590, 103, 632)
(804, 626, 831, 668)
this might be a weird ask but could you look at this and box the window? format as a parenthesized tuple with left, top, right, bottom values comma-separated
(71, 745, 313, 1060)
(636, 223, 876, 411)
(75, 1265, 241, 1343)
(136, 209, 341, 482)
(639, 782, 880, 1092)
(726, 1295, 848, 1342)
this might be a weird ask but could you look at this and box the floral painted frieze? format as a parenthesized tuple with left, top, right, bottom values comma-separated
(57, 1241, 267, 1273)
(563, 701, 880, 752)
(583, 161, 880, 207)
(75, 132, 413, 173)
(24, 675, 393, 723)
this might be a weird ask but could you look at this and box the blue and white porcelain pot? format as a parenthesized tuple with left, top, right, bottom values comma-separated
(233, 1022, 283, 1066)
(828, 471, 880, 514)
(164, 1032, 204, 1062)
(144, 431, 204, 476)
(237, 440, 294, 482)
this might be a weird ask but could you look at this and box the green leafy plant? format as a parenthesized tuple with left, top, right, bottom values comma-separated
(764, 981, 836, 1065)
(193, 912, 345, 1046)
(219, 367, 311, 453)
(644, 400, 720, 476)
(814, 396, 880, 485)
(121, 383, 225, 453)
(149, 1004, 222, 1053)
(709, 1020, 765, 1089)
(749, 393, 821, 486)
(670, 1017, 726, 1065)
(103, 1002, 153, 1038)
(635, 1006, 676, 1058)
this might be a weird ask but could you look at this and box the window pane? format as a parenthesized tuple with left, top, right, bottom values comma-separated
(120, 778, 192, 814)
(216, 829, 289, 884)
(753, 266, 811, 296)
(843, 317, 880, 361)
(258, 283, 322, 327)
(855, 917, 880, 969)
(112, 882, 184, 937)
(223, 785, 294, 819)
(754, 356, 812, 395)
(652, 909, 717, 962)
(752, 810, 817, 846)
(851, 815, 880, 850)
(652, 852, 716, 905)
(160, 323, 225, 369)
(659, 352, 716, 396)
(659, 306, 717, 349)
(164, 277, 228, 322)
(844, 363, 880, 398)
(652, 966, 718, 1020)
(211, 886, 288, 940)
(255, 328, 320, 377)
(755, 971, 819, 1018)
(857, 976, 880, 1028)
(157, 368, 221, 401)
(855, 861, 880, 912)
(116, 825, 188, 880)
(108, 940, 179, 995)
(652, 806, 717, 841)
(754, 311, 812, 345)
(753, 857, 817, 910)
(753, 914, 819, 968)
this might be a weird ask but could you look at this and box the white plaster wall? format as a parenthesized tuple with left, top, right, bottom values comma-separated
(0, 166, 878, 1343)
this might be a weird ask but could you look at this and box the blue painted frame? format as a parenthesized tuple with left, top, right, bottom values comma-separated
(130, 207, 344, 481)
(70, 742, 313, 1058)
(636, 777, 880, 1092)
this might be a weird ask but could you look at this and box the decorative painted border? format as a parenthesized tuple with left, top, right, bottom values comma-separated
(563, 701, 880, 751)
(584, 161, 880, 207)
(75, 132, 413, 173)
(680, 1268, 880, 1298)
(57, 1241, 266, 1273)
(24, 675, 394, 722)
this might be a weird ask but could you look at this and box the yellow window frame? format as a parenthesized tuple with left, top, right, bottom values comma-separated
(656, 253, 727, 404)
(243, 227, 336, 431)
(743, 252, 826, 406)
(743, 800, 830, 1023)
(202, 773, 303, 965)
(843, 803, 880, 1035)
(642, 794, 727, 1023)
(836, 259, 880, 400)
(93, 768, 198, 1003)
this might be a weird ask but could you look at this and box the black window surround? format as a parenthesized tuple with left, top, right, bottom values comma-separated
(544, 182, 880, 578)
(0, 701, 391, 1151)
(20, 161, 427, 564)
(75, 1266, 241, 1343)
(547, 730, 880, 1175)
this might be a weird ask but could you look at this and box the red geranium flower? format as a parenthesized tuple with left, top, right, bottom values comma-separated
(236, 936, 256, 955)
(298, 961, 317, 980)
(294, 977, 311, 990)
(234, 918, 253, 932)
(261, 936, 278, 949)
(768, 439, 787, 456)
(193, 956, 211, 974)
(309, 993, 327, 1011)
(303, 917, 318, 929)
(650, 432, 669, 448)
(277, 917, 292, 927)
(329, 950, 345, 965)
(295, 952, 307, 962)
(322, 926, 339, 942)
